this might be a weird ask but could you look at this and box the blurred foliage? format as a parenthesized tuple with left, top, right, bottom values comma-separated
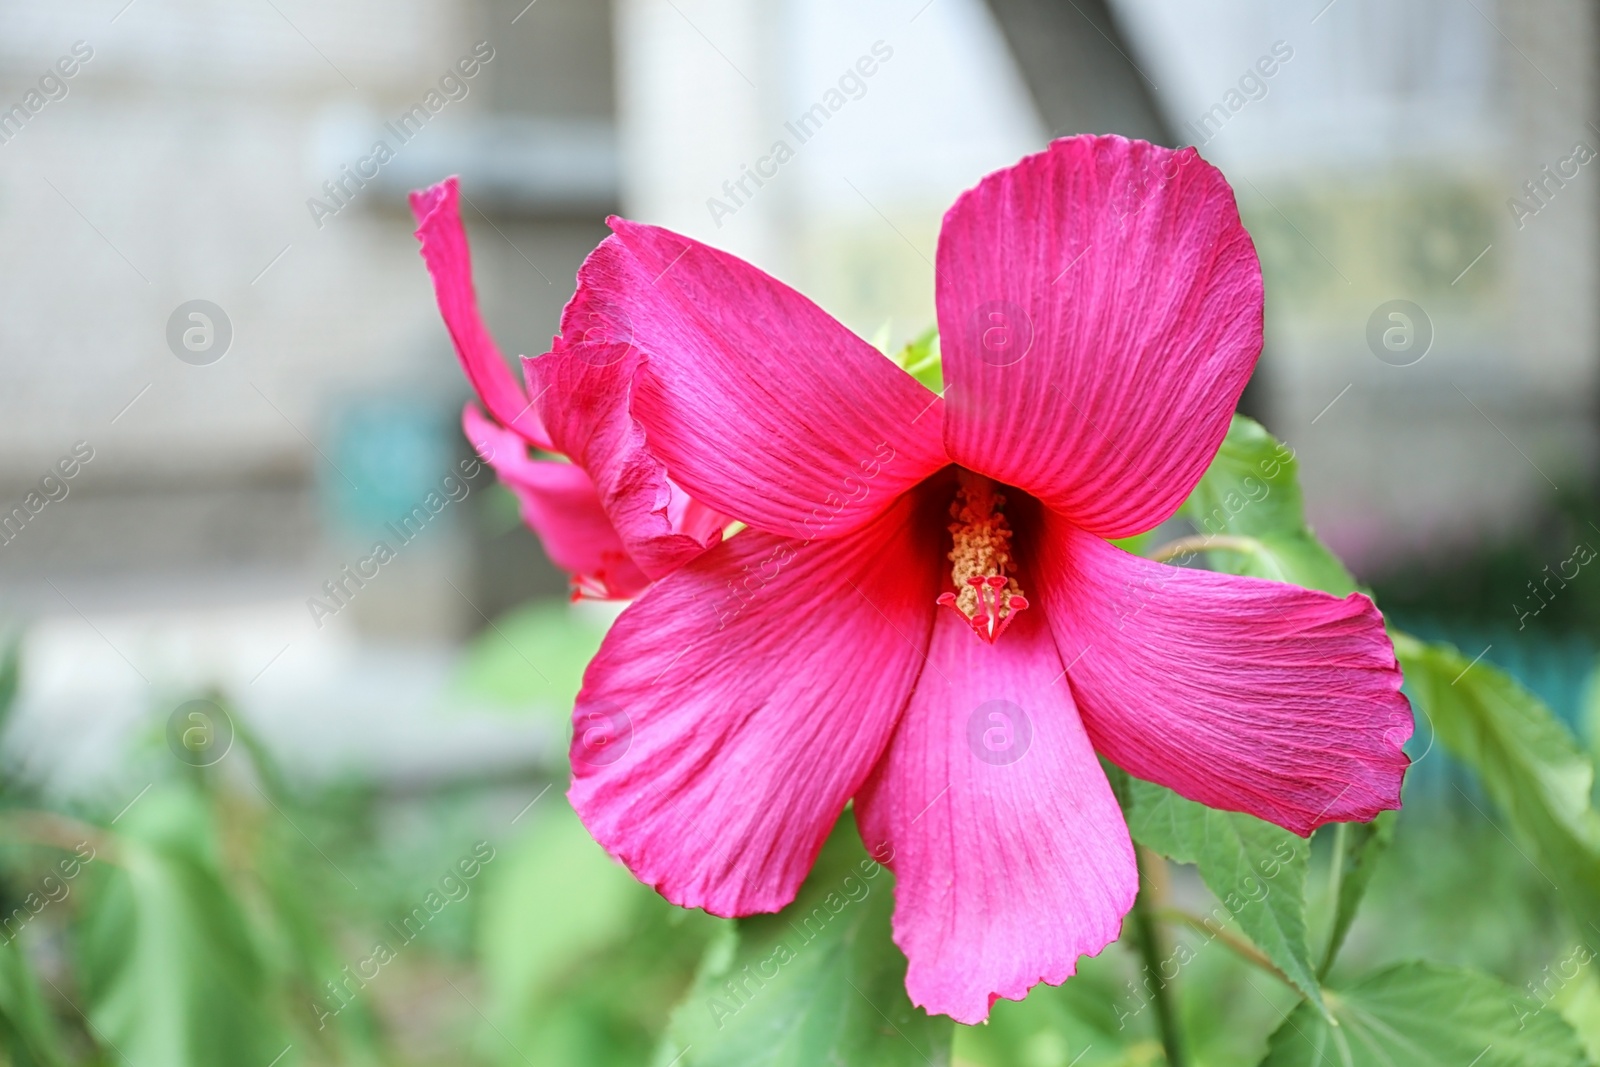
(78, 785, 287, 1066)
(478, 802, 718, 1066)
(448, 600, 611, 724)
(0, 936, 64, 1067)
(1394, 633, 1600, 936)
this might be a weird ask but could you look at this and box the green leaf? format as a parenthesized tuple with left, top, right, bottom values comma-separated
(1258, 961, 1586, 1066)
(1122, 776, 1322, 1011)
(1319, 810, 1396, 978)
(1393, 631, 1600, 937)
(473, 791, 719, 1066)
(660, 816, 951, 1067)
(891, 326, 942, 394)
(200, 700, 385, 1062)
(1111, 531, 1155, 557)
(1180, 415, 1355, 595)
(78, 786, 287, 1067)
(0, 937, 66, 1067)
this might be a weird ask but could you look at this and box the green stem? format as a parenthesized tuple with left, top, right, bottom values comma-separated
(1317, 822, 1348, 979)
(1132, 850, 1187, 1067)
(1159, 907, 1297, 992)
(1148, 534, 1261, 563)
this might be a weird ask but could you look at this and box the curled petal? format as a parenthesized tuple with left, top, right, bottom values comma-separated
(525, 341, 723, 581)
(551, 219, 949, 541)
(463, 405, 649, 598)
(411, 178, 552, 449)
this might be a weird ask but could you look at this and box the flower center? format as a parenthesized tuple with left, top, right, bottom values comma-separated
(936, 469, 1029, 643)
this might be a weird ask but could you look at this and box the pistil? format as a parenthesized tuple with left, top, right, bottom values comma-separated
(937, 470, 1029, 642)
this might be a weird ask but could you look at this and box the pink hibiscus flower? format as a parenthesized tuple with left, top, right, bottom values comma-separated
(409, 178, 724, 599)
(457, 135, 1413, 1023)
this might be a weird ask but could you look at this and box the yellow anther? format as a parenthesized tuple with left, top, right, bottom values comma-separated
(946, 470, 1025, 625)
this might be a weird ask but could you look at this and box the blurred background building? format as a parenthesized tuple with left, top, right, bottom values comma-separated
(0, 0, 1596, 776)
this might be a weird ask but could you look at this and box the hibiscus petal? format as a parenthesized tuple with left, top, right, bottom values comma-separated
(524, 341, 723, 580)
(568, 488, 943, 916)
(554, 218, 948, 541)
(855, 606, 1136, 1024)
(462, 405, 650, 598)
(410, 178, 553, 450)
(935, 135, 1263, 538)
(1032, 514, 1413, 836)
